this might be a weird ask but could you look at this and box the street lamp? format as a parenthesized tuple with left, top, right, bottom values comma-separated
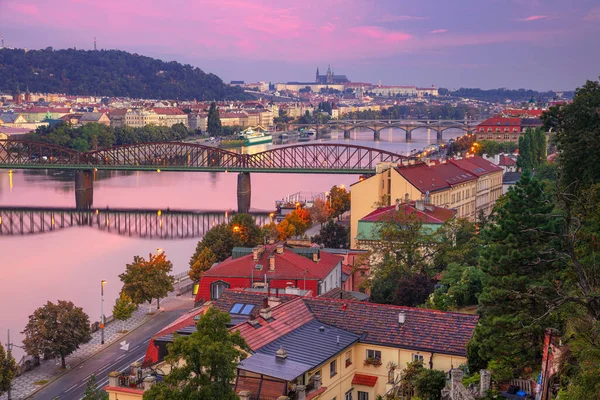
(101, 280, 106, 345)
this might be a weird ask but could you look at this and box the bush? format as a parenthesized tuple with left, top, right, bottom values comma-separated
(414, 369, 447, 400)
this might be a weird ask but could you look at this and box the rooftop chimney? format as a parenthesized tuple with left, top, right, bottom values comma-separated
(312, 250, 320, 262)
(398, 311, 406, 325)
(252, 246, 262, 261)
(275, 346, 288, 360)
(415, 200, 425, 211)
(424, 191, 431, 204)
(395, 198, 400, 211)
(269, 255, 275, 271)
(276, 243, 284, 254)
(263, 296, 269, 309)
(260, 306, 272, 320)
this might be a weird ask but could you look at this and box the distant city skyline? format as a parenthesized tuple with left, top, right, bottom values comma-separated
(0, 0, 598, 91)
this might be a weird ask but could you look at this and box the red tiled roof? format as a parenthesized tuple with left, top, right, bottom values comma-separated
(108, 109, 128, 116)
(477, 117, 521, 127)
(304, 298, 478, 356)
(213, 288, 296, 314)
(153, 107, 185, 115)
(352, 373, 378, 387)
(306, 387, 328, 399)
(202, 244, 342, 281)
(449, 156, 502, 177)
(360, 201, 456, 224)
(233, 298, 315, 351)
(395, 163, 451, 193)
(502, 109, 544, 118)
(430, 162, 477, 186)
(498, 155, 516, 166)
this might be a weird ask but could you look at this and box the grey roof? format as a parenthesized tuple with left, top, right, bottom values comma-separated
(238, 353, 310, 381)
(0, 114, 21, 123)
(503, 172, 522, 184)
(251, 320, 359, 376)
(80, 112, 105, 121)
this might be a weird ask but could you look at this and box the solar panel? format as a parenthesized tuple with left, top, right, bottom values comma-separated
(230, 303, 244, 314)
(241, 304, 255, 315)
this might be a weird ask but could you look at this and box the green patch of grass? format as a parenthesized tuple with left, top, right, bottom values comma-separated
(34, 380, 49, 385)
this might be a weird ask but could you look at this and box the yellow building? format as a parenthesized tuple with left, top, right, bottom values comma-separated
(350, 157, 502, 248)
(124, 109, 159, 127)
(141, 290, 477, 400)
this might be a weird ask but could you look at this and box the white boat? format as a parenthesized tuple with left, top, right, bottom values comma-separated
(239, 127, 273, 146)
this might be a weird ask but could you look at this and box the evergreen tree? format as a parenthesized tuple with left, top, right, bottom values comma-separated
(143, 308, 249, 400)
(207, 102, 222, 136)
(470, 173, 563, 375)
(312, 220, 349, 249)
(0, 343, 17, 396)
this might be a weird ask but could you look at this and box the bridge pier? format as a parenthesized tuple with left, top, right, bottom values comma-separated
(343, 130, 350, 139)
(436, 130, 443, 141)
(374, 129, 381, 141)
(237, 172, 251, 214)
(75, 170, 94, 210)
(406, 129, 412, 140)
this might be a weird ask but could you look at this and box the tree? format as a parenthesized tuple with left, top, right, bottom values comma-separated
(207, 102, 222, 136)
(189, 247, 217, 282)
(276, 219, 296, 240)
(392, 273, 435, 307)
(283, 208, 311, 236)
(312, 220, 349, 249)
(22, 300, 92, 368)
(517, 128, 546, 171)
(310, 198, 331, 227)
(143, 308, 249, 399)
(328, 185, 350, 219)
(120, 253, 175, 312)
(189, 214, 263, 266)
(414, 368, 447, 400)
(426, 263, 485, 311)
(83, 374, 108, 400)
(112, 292, 138, 332)
(398, 359, 424, 398)
(0, 343, 17, 395)
(542, 78, 600, 190)
(470, 173, 562, 376)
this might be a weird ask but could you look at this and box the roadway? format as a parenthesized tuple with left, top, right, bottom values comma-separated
(29, 297, 193, 400)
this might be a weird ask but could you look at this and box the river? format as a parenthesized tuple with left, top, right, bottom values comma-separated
(0, 128, 463, 359)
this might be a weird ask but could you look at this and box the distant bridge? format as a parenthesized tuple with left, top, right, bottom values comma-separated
(290, 119, 482, 140)
(0, 139, 406, 213)
(0, 207, 271, 239)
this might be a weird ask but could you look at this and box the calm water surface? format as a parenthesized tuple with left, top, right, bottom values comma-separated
(0, 128, 462, 358)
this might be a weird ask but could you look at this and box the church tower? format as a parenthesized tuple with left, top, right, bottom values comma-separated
(316, 67, 320, 83)
(326, 65, 333, 84)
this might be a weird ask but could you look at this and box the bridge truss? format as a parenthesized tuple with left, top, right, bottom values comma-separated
(0, 140, 406, 173)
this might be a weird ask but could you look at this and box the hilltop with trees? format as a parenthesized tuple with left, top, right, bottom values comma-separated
(0, 48, 247, 100)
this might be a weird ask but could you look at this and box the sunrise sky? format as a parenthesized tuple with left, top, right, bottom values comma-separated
(1, 0, 599, 90)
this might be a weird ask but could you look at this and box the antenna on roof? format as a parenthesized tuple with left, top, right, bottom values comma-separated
(94, 37, 97, 51)
(1, 33, 4, 49)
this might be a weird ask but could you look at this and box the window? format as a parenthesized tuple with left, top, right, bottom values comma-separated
(230, 303, 244, 314)
(412, 353, 424, 363)
(240, 304, 255, 315)
(358, 392, 369, 400)
(345, 390, 353, 400)
(330, 360, 337, 377)
(366, 349, 381, 361)
(229, 303, 255, 315)
(210, 281, 230, 300)
(345, 350, 352, 367)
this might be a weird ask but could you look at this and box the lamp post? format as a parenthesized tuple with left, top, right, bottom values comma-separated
(101, 280, 106, 345)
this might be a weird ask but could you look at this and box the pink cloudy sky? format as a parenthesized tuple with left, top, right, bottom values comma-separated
(0, 0, 599, 90)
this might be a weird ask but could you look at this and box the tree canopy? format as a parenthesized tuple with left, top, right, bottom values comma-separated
(143, 307, 249, 400)
(119, 252, 175, 310)
(0, 343, 17, 395)
(207, 102, 223, 136)
(0, 48, 247, 100)
(22, 300, 92, 368)
(312, 220, 349, 249)
(328, 185, 350, 220)
(112, 292, 138, 332)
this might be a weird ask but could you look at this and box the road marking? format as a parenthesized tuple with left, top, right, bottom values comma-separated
(120, 340, 130, 351)
(64, 383, 78, 393)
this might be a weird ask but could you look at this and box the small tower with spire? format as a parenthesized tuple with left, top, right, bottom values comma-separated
(326, 65, 333, 84)
(94, 37, 97, 51)
(1, 33, 4, 49)
(315, 67, 320, 83)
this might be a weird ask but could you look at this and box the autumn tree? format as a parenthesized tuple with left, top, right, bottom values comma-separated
(189, 247, 217, 282)
(143, 308, 249, 400)
(112, 292, 138, 332)
(120, 252, 175, 312)
(283, 208, 311, 236)
(328, 185, 350, 219)
(22, 300, 92, 368)
(276, 219, 296, 240)
(310, 197, 331, 227)
(0, 343, 17, 396)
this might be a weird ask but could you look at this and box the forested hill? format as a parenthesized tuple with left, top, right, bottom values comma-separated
(0, 48, 247, 100)
(439, 87, 574, 103)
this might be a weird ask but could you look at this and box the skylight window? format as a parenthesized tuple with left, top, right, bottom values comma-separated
(230, 303, 244, 314)
(241, 304, 255, 315)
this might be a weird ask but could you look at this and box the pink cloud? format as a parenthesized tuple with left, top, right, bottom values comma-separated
(584, 7, 600, 20)
(517, 15, 548, 21)
(378, 15, 427, 22)
(430, 29, 448, 34)
(8, 3, 40, 16)
(349, 26, 411, 43)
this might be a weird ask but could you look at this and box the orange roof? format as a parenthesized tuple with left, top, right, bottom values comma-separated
(360, 201, 456, 224)
(352, 373, 378, 386)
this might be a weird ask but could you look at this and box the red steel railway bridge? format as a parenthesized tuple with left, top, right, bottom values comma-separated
(0, 139, 407, 212)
